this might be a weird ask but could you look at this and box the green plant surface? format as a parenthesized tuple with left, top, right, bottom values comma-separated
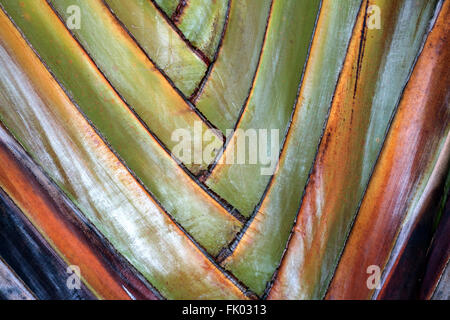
(104, 0, 208, 96)
(193, 0, 272, 133)
(0, 0, 241, 256)
(206, 0, 321, 217)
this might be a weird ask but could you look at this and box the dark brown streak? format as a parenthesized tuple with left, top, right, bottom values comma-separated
(150, 0, 211, 65)
(0, 186, 96, 300)
(171, 0, 188, 23)
(199, 0, 275, 182)
(1, 2, 251, 297)
(189, 0, 232, 103)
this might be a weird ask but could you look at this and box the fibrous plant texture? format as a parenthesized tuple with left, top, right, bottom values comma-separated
(0, 0, 448, 300)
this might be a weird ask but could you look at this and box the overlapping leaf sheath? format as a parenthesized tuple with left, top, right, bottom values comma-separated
(193, 0, 272, 132)
(0, 257, 35, 300)
(0, 12, 246, 299)
(0, 0, 242, 255)
(49, 0, 222, 173)
(0, 188, 96, 299)
(421, 174, 450, 299)
(206, 0, 321, 217)
(326, 1, 449, 299)
(174, 0, 228, 60)
(220, 0, 363, 296)
(269, 0, 440, 300)
(0, 123, 164, 300)
(0, 0, 447, 301)
(104, 0, 208, 96)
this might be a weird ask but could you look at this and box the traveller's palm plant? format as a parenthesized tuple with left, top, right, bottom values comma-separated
(0, 0, 448, 300)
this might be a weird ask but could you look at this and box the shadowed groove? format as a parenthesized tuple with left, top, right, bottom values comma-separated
(373, 9, 449, 297)
(0, 0, 443, 301)
(0, 4, 232, 256)
(102, 0, 207, 97)
(215, 0, 368, 297)
(203, 0, 322, 223)
(420, 184, 450, 299)
(173, 0, 229, 61)
(0, 124, 160, 299)
(0, 124, 162, 300)
(45, 0, 225, 181)
(100, 0, 247, 222)
(420, 169, 450, 299)
(261, 1, 365, 299)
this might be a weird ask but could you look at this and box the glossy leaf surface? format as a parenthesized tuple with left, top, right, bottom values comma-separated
(0, 11, 245, 299)
(175, 0, 228, 60)
(206, 0, 321, 217)
(269, 0, 439, 299)
(221, 0, 363, 295)
(0, 0, 241, 255)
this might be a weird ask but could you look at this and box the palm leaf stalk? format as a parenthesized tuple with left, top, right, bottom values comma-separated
(0, 0, 448, 300)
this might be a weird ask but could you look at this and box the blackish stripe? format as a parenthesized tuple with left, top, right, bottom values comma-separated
(0, 188, 95, 300)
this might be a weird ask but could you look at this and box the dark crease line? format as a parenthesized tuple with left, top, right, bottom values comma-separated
(189, 0, 232, 103)
(370, 0, 445, 300)
(45, 0, 239, 221)
(353, 1, 369, 99)
(1, 3, 249, 297)
(200, 0, 275, 181)
(171, 0, 188, 23)
(215, 0, 323, 279)
(430, 258, 450, 299)
(101, 0, 222, 138)
(0, 122, 163, 300)
(150, 0, 211, 65)
(263, 0, 367, 299)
